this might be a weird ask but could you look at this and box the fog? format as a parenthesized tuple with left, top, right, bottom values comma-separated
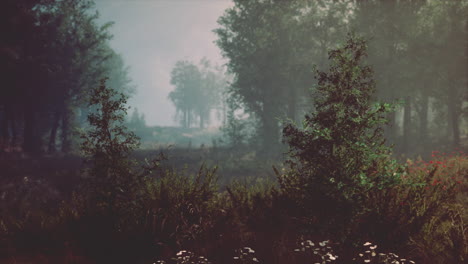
(1, 0, 466, 155)
(95, 0, 233, 126)
(1, 1, 467, 263)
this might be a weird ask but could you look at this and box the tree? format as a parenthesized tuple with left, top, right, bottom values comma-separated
(221, 94, 258, 149)
(169, 60, 201, 128)
(198, 58, 229, 128)
(128, 107, 146, 133)
(215, 0, 349, 155)
(80, 78, 140, 213)
(280, 34, 399, 239)
(215, 0, 294, 153)
(352, 0, 467, 155)
(0, 0, 48, 154)
(40, 0, 117, 153)
(426, 0, 467, 148)
(168, 59, 224, 129)
(0, 0, 133, 154)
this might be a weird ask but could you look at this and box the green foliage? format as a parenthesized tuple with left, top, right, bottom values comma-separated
(4, 1, 468, 262)
(403, 152, 468, 263)
(169, 59, 226, 129)
(214, 0, 467, 158)
(144, 165, 219, 249)
(280, 34, 400, 239)
(128, 108, 146, 130)
(215, 0, 351, 153)
(221, 112, 249, 149)
(353, 0, 468, 154)
(215, 0, 296, 152)
(127, 107, 149, 140)
(220, 96, 258, 150)
(80, 78, 140, 214)
(0, 0, 133, 154)
(2, 150, 466, 263)
(351, 152, 468, 262)
(0, 176, 62, 240)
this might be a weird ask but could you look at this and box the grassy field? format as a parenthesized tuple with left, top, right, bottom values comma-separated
(0, 147, 466, 264)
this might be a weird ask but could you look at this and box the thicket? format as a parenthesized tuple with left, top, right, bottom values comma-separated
(0, 36, 467, 264)
(280, 34, 400, 242)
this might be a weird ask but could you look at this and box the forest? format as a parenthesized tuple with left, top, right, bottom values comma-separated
(0, 0, 467, 263)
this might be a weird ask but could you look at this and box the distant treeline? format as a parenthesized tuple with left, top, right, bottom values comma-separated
(1, 0, 467, 158)
(0, 0, 133, 154)
(214, 0, 467, 157)
(168, 59, 229, 129)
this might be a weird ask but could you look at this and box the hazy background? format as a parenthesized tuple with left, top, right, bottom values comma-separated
(95, 0, 233, 127)
(1, 1, 467, 263)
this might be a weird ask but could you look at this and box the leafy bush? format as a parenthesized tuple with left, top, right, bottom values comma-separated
(352, 150, 468, 262)
(1, 72, 464, 264)
(280, 33, 400, 241)
(404, 151, 468, 263)
(0, 176, 63, 253)
(143, 165, 219, 251)
(80, 78, 141, 217)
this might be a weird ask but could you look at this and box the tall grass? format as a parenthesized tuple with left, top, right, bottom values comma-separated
(0, 151, 466, 263)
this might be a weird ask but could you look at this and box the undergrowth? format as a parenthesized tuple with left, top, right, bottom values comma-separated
(0, 150, 466, 263)
(1, 38, 467, 264)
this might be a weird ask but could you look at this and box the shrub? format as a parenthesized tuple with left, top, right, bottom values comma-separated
(405, 151, 468, 263)
(280, 33, 399, 242)
(144, 165, 219, 247)
(80, 78, 141, 217)
(356, 150, 467, 262)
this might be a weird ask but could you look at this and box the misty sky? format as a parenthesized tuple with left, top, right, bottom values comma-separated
(95, 0, 233, 127)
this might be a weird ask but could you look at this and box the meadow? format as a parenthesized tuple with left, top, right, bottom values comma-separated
(0, 146, 466, 264)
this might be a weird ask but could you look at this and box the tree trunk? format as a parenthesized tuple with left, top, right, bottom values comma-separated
(10, 111, 17, 146)
(261, 99, 280, 157)
(385, 111, 397, 145)
(48, 111, 60, 153)
(188, 109, 192, 129)
(447, 85, 460, 147)
(402, 96, 412, 155)
(23, 103, 39, 154)
(419, 92, 429, 153)
(451, 109, 460, 148)
(287, 87, 297, 123)
(199, 111, 205, 129)
(61, 109, 71, 153)
(1, 105, 8, 145)
(222, 100, 227, 127)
